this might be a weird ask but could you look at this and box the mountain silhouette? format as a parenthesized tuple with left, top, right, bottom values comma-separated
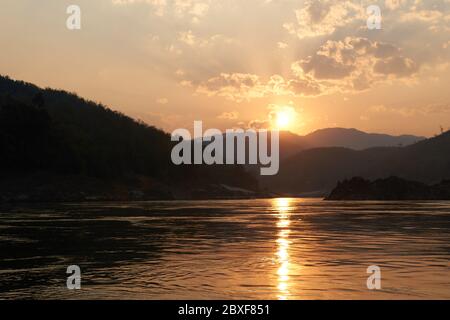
(303, 127, 424, 150)
(1, 75, 446, 200)
(207, 128, 423, 163)
(0, 75, 257, 201)
(262, 130, 450, 195)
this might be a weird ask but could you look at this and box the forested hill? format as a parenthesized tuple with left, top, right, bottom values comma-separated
(260, 130, 450, 196)
(0, 76, 171, 178)
(0, 75, 257, 201)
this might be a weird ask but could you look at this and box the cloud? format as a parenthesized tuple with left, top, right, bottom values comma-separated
(195, 72, 324, 101)
(178, 30, 207, 46)
(422, 102, 450, 114)
(112, 0, 210, 20)
(373, 56, 418, 76)
(266, 74, 323, 97)
(385, 0, 407, 10)
(156, 98, 169, 104)
(248, 119, 270, 130)
(175, 69, 185, 76)
(298, 54, 355, 79)
(291, 37, 419, 94)
(285, 0, 364, 39)
(196, 73, 265, 101)
(191, 35, 421, 101)
(174, 0, 210, 19)
(392, 0, 450, 34)
(112, 0, 167, 16)
(277, 42, 288, 49)
(217, 111, 239, 120)
(286, 78, 323, 96)
(367, 102, 450, 118)
(400, 9, 444, 22)
(178, 31, 233, 48)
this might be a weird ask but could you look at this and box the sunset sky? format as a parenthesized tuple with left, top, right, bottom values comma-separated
(1, 0, 449, 136)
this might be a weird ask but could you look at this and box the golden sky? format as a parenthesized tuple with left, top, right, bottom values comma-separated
(1, 0, 450, 136)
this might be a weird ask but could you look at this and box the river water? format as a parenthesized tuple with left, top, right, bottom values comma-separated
(1, 198, 449, 299)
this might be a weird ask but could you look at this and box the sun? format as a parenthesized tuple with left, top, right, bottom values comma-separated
(275, 111, 291, 130)
(270, 105, 298, 131)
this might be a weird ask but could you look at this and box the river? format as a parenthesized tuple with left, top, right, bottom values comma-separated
(1, 198, 449, 299)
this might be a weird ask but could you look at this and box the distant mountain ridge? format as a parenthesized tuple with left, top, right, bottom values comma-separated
(275, 127, 424, 160)
(261, 130, 450, 196)
(205, 128, 424, 163)
(303, 128, 425, 150)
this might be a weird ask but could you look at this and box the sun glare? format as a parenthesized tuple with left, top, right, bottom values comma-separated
(275, 111, 290, 130)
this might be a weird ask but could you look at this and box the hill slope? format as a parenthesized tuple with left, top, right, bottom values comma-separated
(207, 127, 423, 168)
(0, 75, 257, 201)
(303, 128, 424, 150)
(261, 131, 450, 195)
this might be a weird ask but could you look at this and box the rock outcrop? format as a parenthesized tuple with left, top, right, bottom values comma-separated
(326, 176, 450, 200)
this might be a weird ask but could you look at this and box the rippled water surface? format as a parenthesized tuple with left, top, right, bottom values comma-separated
(1, 198, 449, 299)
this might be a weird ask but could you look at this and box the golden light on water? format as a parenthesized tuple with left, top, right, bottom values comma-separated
(277, 219, 290, 228)
(273, 198, 293, 300)
(275, 198, 291, 213)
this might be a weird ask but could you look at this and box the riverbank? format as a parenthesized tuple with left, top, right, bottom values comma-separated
(0, 172, 280, 203)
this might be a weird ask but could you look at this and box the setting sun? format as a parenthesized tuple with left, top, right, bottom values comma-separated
(272, 106, 297, 131)
(276, 112, 291, 130)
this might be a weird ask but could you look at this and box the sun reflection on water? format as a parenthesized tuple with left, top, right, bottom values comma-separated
(273, 198, 293, 300)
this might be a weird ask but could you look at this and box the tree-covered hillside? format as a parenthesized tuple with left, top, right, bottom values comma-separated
(0, 76, 257, 201)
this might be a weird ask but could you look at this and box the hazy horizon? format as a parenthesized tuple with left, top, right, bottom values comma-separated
(1, 0, 449, 137)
